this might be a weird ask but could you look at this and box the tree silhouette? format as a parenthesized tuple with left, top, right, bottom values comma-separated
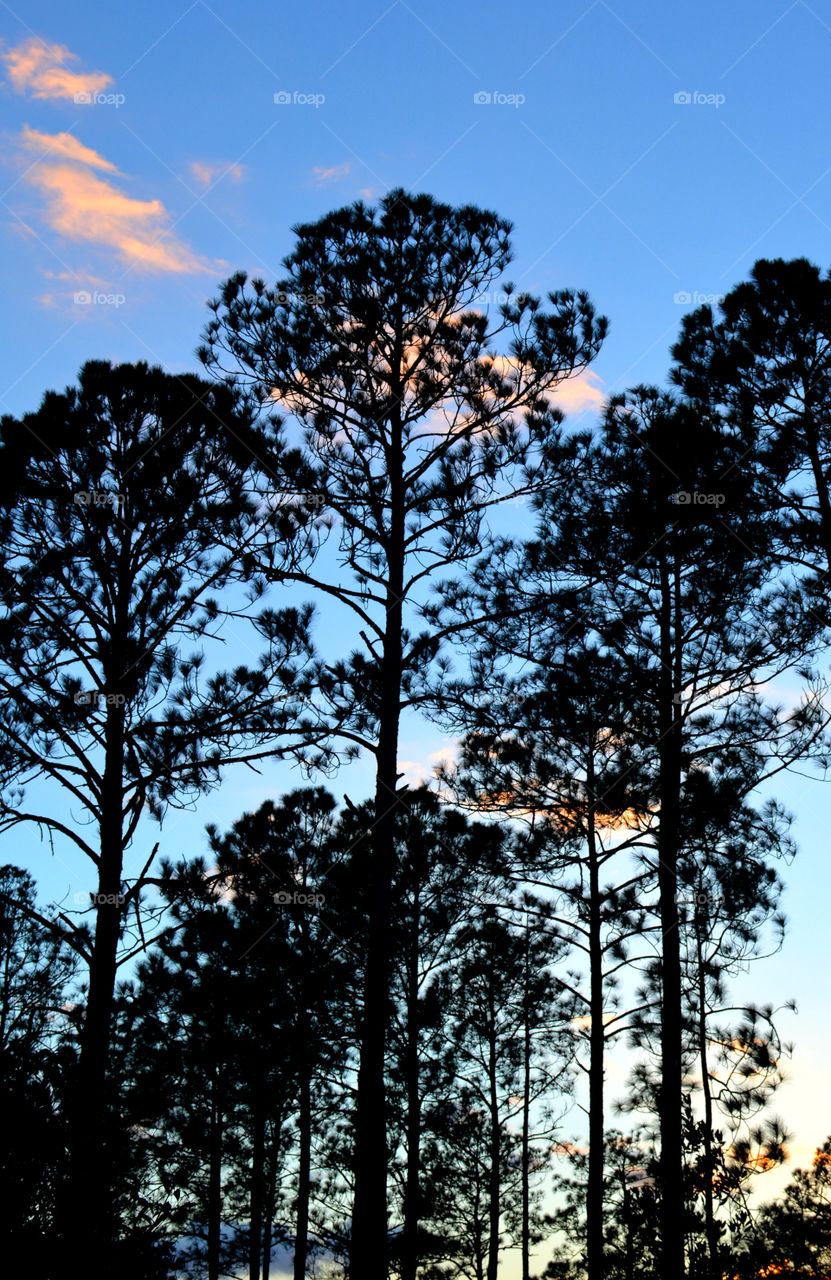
(383, 787, 510, 1280)
(200, 187, 607, 1277)
(120, 786, 358, 1279)
(433, 905, 573, 1280)
(556, 387, 826, 1280)
(439, 381, 827, 1277)
(753, 1136, 831, 1274)
(0, 360, 322, 1272)
(0, 865, 77, 1274)
(671, 257, 831, 604)
(436, 595, 656, 1280)
(622, 786, 795, 1276)
(204, 788, 354, 1280)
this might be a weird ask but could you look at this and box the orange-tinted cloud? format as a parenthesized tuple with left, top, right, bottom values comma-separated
(189, 160, 245, 189)
(16, 129, 212, 274)
(20, 125, 120, 173)
(549, 368, 606, 415)
(2, 37, 112, 102)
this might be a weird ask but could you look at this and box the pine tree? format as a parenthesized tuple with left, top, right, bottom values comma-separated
(200, 188, 607, 1277)
(0, 865, 77, 1274)
(0, 359, 323, 1271)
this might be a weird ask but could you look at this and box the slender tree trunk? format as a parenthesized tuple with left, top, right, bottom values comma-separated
(804, 417, 831, 573)
(262, 1213, 273, 1280)
(586, 766, 605, 1280)
(401, 889, 421, 1280)
(249, 1074, 266, 1280)
(521, 925, 532, 1280)
(475, 1186, 486, 1280)
(208, 1068, 223, 1280)
(487, 981, 500, 1280)
(294, 1056, 312, 1280)
(64, 698, 125, 1273)
(262, 1129, 277, 1280)
(622, 1176, 634, 1280)
(351, 410, 405, 1278)
(696, 918, 717, 1277)
(657, 546, 685, 1280)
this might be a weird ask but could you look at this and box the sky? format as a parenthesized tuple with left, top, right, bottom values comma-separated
(3, 0, 831, 1258)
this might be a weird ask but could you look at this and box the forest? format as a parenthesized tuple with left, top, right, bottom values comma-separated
(3, 189, 831, 1280)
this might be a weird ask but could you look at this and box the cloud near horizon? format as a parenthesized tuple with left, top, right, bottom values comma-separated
(17, 127, 214, 275)
(2, 37, 112, 101)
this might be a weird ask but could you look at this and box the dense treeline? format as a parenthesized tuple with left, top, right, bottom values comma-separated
(2, 191, 831, 1278)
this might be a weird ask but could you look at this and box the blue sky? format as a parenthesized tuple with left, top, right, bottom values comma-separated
(3, 0, 831, 1234)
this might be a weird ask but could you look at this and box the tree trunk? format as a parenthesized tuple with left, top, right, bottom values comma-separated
(262, 1214, 273, 1280)
(586, 767, 605, 1280)
(262, 1125, 278, 1280)
(696, 918, 717, 1278)
(521, 923, 532, 1280)
(622, 1175, 634, 1280)
(350, 404, 405, 1280)
(803, 415, 831, 574)
(249, 1074, 266, 1280)
(208, 1068, 223, 1280)
(350, 696, 400, 1277)
(63, 698, 125, 1273)
(294, 1058, 312, 1280)
(487, 979, 500, 1280)
(657, 545, 685, 1280)
(401, 887, 421, 1280)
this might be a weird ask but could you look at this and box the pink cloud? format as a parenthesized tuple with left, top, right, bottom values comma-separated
(2, 37, 112, 102)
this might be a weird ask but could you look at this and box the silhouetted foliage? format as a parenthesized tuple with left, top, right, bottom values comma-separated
(5, 235, 831, 1280)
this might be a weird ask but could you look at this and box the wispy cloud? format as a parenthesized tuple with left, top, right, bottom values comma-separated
(16, 128, 212, 275)
(20, 125, 120, 173)
(37, 267, 112, 309)
(312, 162, 352, 186)
(2, 37, 112, 102)
(189, 160, 245, 189)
